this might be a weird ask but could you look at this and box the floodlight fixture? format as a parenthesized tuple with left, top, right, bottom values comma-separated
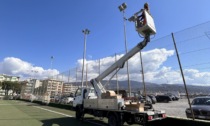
(82, 29, 90, 35)
(118, 3, 127, 12)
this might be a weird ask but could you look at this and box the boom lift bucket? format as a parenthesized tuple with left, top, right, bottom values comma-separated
(129, 10, 156, 37)
(136, 10, 156, 37)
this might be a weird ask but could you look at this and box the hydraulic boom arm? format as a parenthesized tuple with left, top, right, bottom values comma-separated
(90, 5, 156, 98)
(90, 35, 150, 98)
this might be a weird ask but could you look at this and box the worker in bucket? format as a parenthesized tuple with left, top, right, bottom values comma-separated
(136, 2, 150, 27)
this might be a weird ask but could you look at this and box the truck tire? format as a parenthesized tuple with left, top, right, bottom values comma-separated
(126, 121, 133, 125)
(75, 106, 84, 120)
(108, 114, 117, 126)
(108, 114, 124, 126)
(76, 110, 81, 120)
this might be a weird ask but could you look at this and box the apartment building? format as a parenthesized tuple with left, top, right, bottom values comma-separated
(20, 78, 80, 98)
(21, 79, 41, 95)
(0, 74, 20, 82)
(0, 74, 20, 96)
(42, 79, 63, 97)
(62, 82, 79, 95)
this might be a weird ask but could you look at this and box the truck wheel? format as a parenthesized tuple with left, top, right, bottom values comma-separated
(75, 106, 83, 120)
(76, 110, 81, 119)
(108, 115, 117, 126)
(126, 121, 133, 125)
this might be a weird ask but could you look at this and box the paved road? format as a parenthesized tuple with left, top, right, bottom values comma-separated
(153, 98, 190, 118)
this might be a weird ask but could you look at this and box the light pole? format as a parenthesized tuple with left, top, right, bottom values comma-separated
(118, 3, 131, 97)
(50, 56, 54, 69)
(50, 56, 54, 79)
(86, 63, 88, 87)
(31, 70, 38, 95)
(81, 29, 90, 87)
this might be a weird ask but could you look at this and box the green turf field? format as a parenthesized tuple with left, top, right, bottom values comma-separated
(0, 100, 104, 126)
(0, 100, 140, 126)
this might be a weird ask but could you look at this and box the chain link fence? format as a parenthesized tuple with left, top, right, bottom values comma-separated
(51, 21, 210, 118)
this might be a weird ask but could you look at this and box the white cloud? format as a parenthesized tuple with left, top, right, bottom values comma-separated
(74, 48, 210, 86)
(75, 48, 175, 82)
(0, 57, 59, 80)
(183, 69, 210, 85)
(141, 48, 174, 72)
(142, 67, 210, 85)
(3, 48, 210, 86)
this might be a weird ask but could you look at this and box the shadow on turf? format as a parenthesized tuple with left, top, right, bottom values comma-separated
(41, 117, 107, 126)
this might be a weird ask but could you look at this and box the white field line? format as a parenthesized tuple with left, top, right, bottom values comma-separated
(33, 106, 106, 126)
(0, 104, 26, 105)
(33, 106, 73, 117)
(0, 103, 29, 105)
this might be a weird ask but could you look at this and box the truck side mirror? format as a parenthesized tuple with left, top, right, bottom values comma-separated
(83, 89, 87, 99)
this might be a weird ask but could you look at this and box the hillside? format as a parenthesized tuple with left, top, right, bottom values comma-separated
(102, 80, 210, 94)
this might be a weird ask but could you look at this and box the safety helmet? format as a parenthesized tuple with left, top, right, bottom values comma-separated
(144, 3, 149, 9)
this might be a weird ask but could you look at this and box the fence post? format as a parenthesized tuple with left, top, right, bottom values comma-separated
(171, 33, 195, 120)
(139, 50, 146, 97)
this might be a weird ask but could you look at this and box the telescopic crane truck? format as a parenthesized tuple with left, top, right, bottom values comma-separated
(73, 7, 166, 126)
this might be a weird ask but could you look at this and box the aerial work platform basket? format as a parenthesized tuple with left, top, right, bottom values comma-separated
(135, 10, 156, 37)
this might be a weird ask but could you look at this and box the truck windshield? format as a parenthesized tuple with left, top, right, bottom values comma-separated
(75, 89, 82, 96)
(89, 88, 95, 93)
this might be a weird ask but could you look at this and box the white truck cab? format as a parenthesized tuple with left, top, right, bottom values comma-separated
(73, 87, 97, 107)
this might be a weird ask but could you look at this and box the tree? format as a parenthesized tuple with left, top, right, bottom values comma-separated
(0, 81, 2, 88)
(2, 81, 12, 95)
(2, 81, 21, 95)
(13, 82, 22, 94)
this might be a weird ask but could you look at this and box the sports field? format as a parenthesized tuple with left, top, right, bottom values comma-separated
(0, 100, 108, 126)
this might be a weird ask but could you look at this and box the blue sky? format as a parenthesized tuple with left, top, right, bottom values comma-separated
(1, 0, 210, 84)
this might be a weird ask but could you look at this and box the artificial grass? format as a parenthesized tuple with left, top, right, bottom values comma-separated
(0, 100, 94, 126)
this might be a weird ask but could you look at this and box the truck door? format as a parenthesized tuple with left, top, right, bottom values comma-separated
(73, 88, 83, 107)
